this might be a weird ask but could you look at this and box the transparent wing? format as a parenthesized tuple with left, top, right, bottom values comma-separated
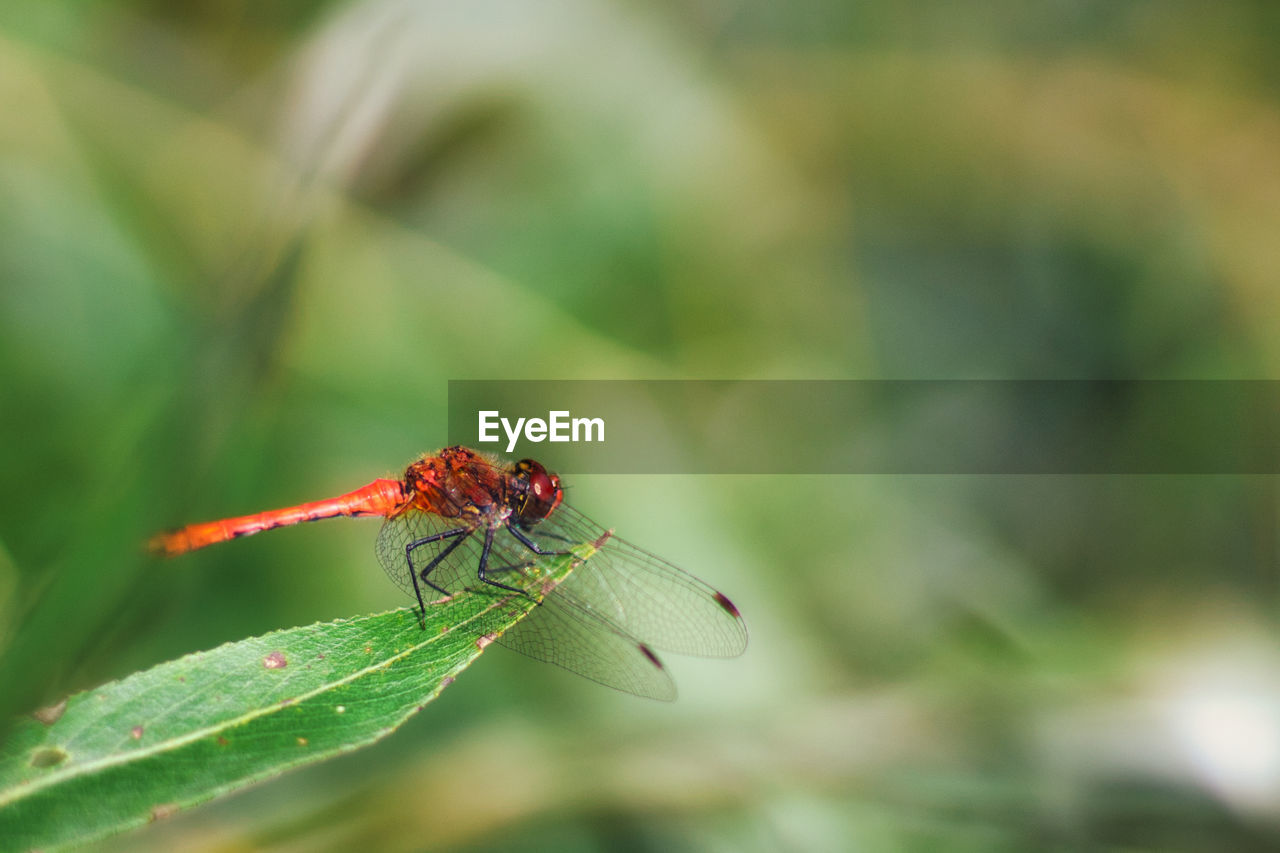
(527, 505, 749, 658)
(376, 508, 677, 700)
(376, 510, 544, 599)
(374, 500, 746, 699)
(376, 511, 481, 599)
(497, 594, 676, 701)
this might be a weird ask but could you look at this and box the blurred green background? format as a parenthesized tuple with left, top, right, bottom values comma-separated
(2, 1, 1279, 850)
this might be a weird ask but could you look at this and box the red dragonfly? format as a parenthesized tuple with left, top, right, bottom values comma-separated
(151, 446, 747, 700)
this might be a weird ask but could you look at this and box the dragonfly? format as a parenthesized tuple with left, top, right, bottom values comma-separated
(150, 446, 747, 700)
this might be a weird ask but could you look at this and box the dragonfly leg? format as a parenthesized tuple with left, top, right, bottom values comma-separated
(405, 527, 470, 621)
(476, 526, 529, 598)
(506, 522, 572, 557)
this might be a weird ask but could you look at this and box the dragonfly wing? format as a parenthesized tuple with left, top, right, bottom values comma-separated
(376, 502, 739, 699)
(530, 506, 748, 658)
(376, 511, 481, 599)
(498, 593, 677, 701)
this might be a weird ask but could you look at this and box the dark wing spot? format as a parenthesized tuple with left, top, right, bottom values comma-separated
(638, 643, 665, 669)
(713, 591, 742, 618)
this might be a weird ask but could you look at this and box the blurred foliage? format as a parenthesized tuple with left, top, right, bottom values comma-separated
(1, 1, 1279, 850)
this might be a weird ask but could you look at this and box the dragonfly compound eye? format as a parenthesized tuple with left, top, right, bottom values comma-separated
(512, 459, 563, 523)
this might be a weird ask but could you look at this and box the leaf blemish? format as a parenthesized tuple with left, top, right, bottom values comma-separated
(217, 736, 229, 746)
(150, 803, 179, 822)
(30, 747, 68, 768)
(335, 705, 346, 714)
(296, 737, 308, 747)
(476, 633, 497, 650)
(131, 726, 144, 739)
(263, 651, 287, 669)
(32, 699, 67, 725)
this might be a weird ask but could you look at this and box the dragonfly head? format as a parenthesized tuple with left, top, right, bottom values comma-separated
(510, 458, 563, 526)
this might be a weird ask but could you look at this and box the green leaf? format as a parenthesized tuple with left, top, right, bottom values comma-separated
(0, 542, 597, 851)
